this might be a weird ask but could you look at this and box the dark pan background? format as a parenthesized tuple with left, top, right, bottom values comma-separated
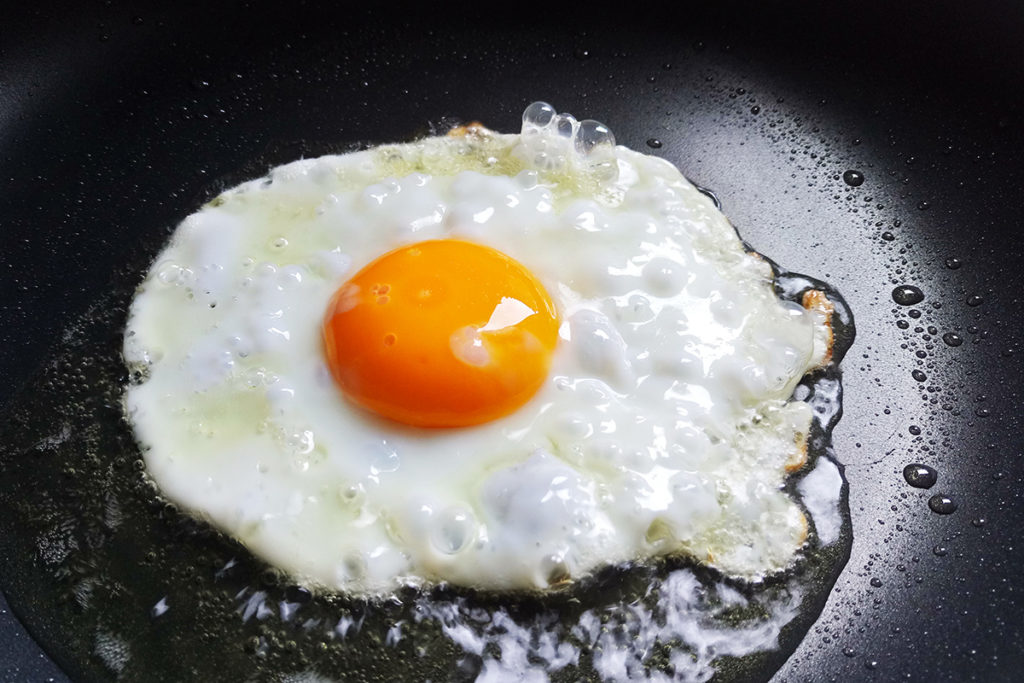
(2, 1, 1023, 681)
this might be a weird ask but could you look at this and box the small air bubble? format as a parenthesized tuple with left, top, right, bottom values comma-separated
(574, 119, 615, 154)
(429, 507, 476, 555)
(555, 113, 577, 138)
(522, 101, 556, 128)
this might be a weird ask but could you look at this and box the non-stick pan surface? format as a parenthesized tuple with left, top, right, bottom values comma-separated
(2, 2, 1022, 681)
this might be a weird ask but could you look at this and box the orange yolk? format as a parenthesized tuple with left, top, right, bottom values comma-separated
(322, 240, 559, 428)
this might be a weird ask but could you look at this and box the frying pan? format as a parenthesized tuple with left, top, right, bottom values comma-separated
(2, 1, 1022, 681)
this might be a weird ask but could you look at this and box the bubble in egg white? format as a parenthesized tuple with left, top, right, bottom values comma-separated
(430, 506, 477, 555)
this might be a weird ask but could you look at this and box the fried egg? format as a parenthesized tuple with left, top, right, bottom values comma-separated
(123, 102, 835, 596)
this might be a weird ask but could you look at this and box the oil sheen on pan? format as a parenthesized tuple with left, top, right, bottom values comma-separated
(0, 103, 854, 682)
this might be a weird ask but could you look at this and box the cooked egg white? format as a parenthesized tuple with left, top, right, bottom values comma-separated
(123, 103, 833, 595)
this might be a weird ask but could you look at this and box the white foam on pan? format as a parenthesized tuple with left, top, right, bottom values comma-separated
(358, 567, 803, 683)
(797, 455, 844, 545)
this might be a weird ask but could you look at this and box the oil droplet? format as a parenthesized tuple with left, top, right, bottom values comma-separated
(945, 257, 962, 270)
(842, 169, 865, 187)
(908, 425, 922, 436)
(869, 577, 883, 588)
(646, 138, 663, 149)
(881, 231, 896, 241)
(966, 295, 984, 307)
(843, 647, 857, 658)
(896, 320, 910, 330)
(750, 105, 761, 115)
(917, 201, 930, 210)
(933, 545, 948, 557)
(928, 494, 957, 514)
(942, 332, 963, 347)
(903, 463, 937, 489)
(971, 518, 986, 528)
(892, 285, 924, 306)
(912, 369, 927, 382)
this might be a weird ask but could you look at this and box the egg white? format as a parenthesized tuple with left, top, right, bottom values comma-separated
(123, 108, 832, 595)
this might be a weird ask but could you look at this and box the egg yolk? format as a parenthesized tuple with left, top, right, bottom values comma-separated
(323, 239, 559, 428)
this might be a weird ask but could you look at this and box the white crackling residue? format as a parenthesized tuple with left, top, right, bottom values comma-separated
(36, 515, 78, 567)
(237, 589, 274, 622)
(151, 596, 170, 618)
(218, 565, 807, 682)
(798, 454, 844, 545)
(94, 629, 131, 674)
(400, 568, 800, 682)
(278, 673, 339, 683)
(33, 423, 72, 451)
(568, 571, 802, 683)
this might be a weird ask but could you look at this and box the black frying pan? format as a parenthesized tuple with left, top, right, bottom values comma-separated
(2, 2, 1022, 681)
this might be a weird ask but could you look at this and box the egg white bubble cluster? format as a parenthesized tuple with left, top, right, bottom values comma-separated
(124, 103, 837, 596)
